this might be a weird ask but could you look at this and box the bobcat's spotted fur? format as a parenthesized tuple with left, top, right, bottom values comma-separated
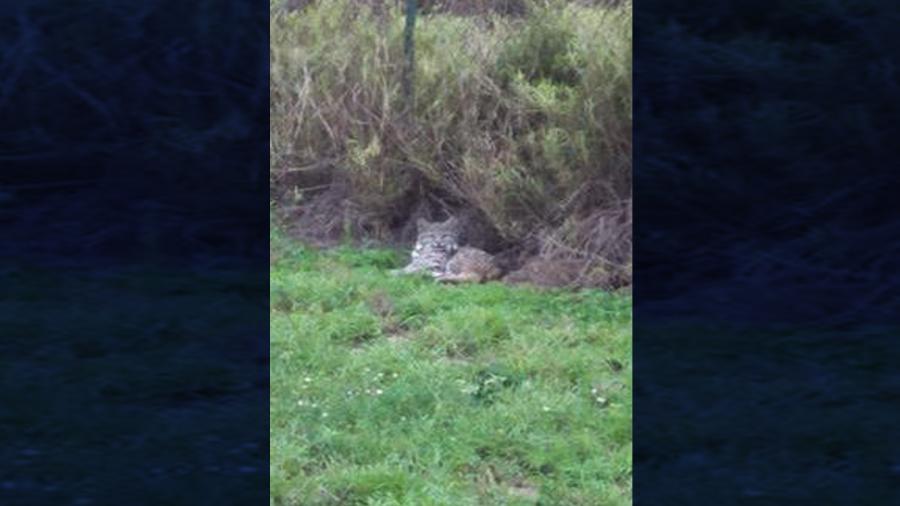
(435, 246, 502, 284)
(393, 217, 501, 283)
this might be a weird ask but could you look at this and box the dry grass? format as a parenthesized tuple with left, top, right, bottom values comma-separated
(271, 0, 632, 287)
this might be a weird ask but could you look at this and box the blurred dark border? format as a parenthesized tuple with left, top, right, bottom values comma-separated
(1, 2, 268, 504)
(634, 0, 900, 503)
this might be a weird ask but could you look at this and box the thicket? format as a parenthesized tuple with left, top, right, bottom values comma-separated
(270, 0, 632, 288)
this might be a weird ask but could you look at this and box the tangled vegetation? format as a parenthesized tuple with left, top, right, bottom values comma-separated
(270, 0, 632, 288)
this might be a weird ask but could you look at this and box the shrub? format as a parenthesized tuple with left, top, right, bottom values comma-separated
(271, 0, 632, 287)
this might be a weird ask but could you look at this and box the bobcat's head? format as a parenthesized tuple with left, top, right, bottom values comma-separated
(413, 217, 460, 258)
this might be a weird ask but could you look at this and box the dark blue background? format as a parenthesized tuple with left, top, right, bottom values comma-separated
(1, 2, 268, 504)
(634, 0, 900, 503)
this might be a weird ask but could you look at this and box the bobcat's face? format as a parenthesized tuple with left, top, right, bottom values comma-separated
(414, 217, 460, 259)
(393, 216, 462, 277)
(401, 217, 460, 276)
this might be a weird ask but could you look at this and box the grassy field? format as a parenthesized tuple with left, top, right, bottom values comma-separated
(270, 231, 632, 505)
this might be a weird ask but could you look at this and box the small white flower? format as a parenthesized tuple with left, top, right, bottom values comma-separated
(375, 389, 383, 395)
(303, 377, 312, 383)
(297, 400, 306, 406)
(542, 406, 551, 412)
(321, 412, 328, 418)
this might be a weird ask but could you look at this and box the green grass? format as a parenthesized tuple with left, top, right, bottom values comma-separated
(270, 232, 633, 505)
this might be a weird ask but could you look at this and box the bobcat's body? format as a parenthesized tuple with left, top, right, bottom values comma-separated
(435, 246, 502, 284)
(393, 217, 501, 283)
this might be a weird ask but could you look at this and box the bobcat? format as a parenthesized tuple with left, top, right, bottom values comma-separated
(393, 216, 501, 283)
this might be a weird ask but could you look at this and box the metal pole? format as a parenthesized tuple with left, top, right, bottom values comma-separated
(402, 0, 417, 114)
